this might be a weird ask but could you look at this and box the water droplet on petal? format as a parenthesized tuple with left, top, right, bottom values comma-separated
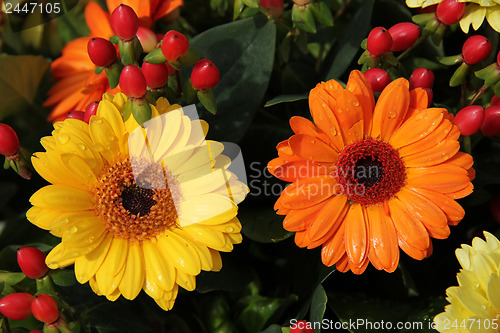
(310, 139, 316, 144)
(225, 227, 234, 233)
(92, 118, 103, 124)
(60, 218, 69, 224)
(77, 144, 86, 151)
(67, 226, 78, 234)
(322, 103, 327, 108)
(388, 110, 397, 119)
(58, 134, 70, 144)
(330, 127, 337, 135)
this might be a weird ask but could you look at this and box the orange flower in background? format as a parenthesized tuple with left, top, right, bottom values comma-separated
(268, 70, 474, 274)
(44, 0, 183, 122)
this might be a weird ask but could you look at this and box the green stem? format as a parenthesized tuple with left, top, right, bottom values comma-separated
(469, 84, 487, 105)
(396, 28, 433, 62)
(333, 0, 351, 21)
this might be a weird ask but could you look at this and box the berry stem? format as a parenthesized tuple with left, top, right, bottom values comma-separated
(469, 84, 487, 105)
(396, 27, 432, 62)
(333, 0, 351, 21)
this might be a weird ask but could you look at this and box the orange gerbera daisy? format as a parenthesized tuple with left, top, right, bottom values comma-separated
(268, 70, 474, 274)
(44, 0, 183, 122)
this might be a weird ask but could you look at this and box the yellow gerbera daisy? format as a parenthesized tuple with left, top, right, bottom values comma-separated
(27, 93, 248, 310)
(434, 232, 500, 333)
(406, 0, 500, 33)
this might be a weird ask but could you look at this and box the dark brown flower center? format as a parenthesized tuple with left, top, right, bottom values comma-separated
(336, 138, 406, 206)
(93, 158, 180, 242)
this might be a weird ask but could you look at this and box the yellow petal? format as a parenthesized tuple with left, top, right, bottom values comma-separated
(183, 225, 227, 251)
(486, 5, 500, 32)
(59, 153, 98, 186)
(89, 116, 120, 163)
(74, 233, 113, 284)
(178, 194, 235, 227)
(142, 240, 176, 291)
(30, 185, 93, 211)
(176, 270, 196, 291)
(119, 242, 145, 300)
(157, 230, 201, 276)
(95, 237, 128, 295)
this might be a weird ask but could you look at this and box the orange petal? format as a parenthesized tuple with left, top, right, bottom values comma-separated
(398, 235, 427, 260)
(294, 230, 308, 248)
(402, 139, 460, 167)
(446, 152, 474, 170)
(85, 2, 113, 38)
(371, 78, 410, 141)
(366, 205, 399, 272)
(409, 187, 465, 224)
(335, 253, 350, 272)
(390, 108, 444, 149)
(271, 160, 333, 182)
(275, 176, 337, 210)
(351, 255, 370, 275)
(283, 204, 324, 232)
(397, 188, 449, 239)
(290, 116, 331, 144)
(306, 195, 348, 242)
(346, 70, 375, 134)
(153, 0, 184, 22)
(288, 134, 338, 162)
(388, 196, 430, 254)
(317, 84, 364, 145)
(398, 118, 453, 157)
(404, 88, 429, 120)
(309, 83, 345, 151)
(406, 164, 471, 194)
(446, 183, 474, 200)
(344, 204, 368, 267)
(321, 222, 346, 267)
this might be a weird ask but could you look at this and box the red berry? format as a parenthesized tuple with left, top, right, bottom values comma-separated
(409, 68, 435, 89)
(66, 110, 85, 121)
(388, 23, 420, 52)
(0, 123, 19, 156)
(363, 68, 391, 92)
(491, 95, 500, 107)
(191, 59, 220, 90)
(290, 320, 315, 333)
(497, 50, 500, 67)
(87, 37, 116, 68)
(462, 35, 492, 65)
(423, 87, 433, 106)
(166, 62, 176, 76)
(416, 4, 437, 14)
(481, 106, 500, 136)
(31, 294, 59, 324)
(17, 247, 49, 279)
(0, 293, 34, 320)
(436, 0, 466, 25)
(454, 106, 485, 136)
(260, 0, 284, 18)
(84, 102, 99, 123)
(161, 30, 189, 62)
(110, 4, 139, 41)
(490, 195, 500, 224)
(137, 26, 157, 53)
(142, 62, 169, 89)
(367, 27, 393, 57)
(30, 331, 43, 333)
(119, 65, 147, 98)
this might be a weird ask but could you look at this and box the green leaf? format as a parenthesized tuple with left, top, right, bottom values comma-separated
(310, 284, 328, 332)
(264, 93, 308, 107)
(242, 0, 259, 8)
(325, 0, 374, 80)
(49, 269, 77, 287)
(236, 295, 290, 333)
(239, 203, 292, 243)
(234, 0, 245, 19)
(311, 2, 334, 27)
(450, 63, 470, 87)
(197, 89, 217, 114)
(0, 271, 25, 286)
(438, 54, 463, 66)
(0, 55, 49, 120)
(178, 48, 200, 67)
(189, 15, 276, 143)
(143, 48, 167, 64)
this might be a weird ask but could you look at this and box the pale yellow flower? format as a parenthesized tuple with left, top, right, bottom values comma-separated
(406, 0, 500, 33)
(434, 232, 500, 333)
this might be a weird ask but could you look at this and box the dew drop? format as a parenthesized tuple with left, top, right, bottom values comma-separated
(92, 118, 103, 124)
(94, 144, 104, 152)
(67, 225, 78, 234)
(330, 127, 337, 135)
(322, 103, 327, 108)
(60, 218, 69, 224)
(47, 262, 59, 269)
(77, 144, 86, 151)
(310, 139, 316, 144)
(58, 134, 70, 144)
(150, 237, 158, 244)
(388, 110, 397, 119)
(86, 236, 95, 244)
(474, 282, 480, 288)
(225, 227, 234, 233)
(353, 101, 360, 107)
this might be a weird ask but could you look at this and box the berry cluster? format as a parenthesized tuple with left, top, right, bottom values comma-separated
(0, 248, 68, 331)
(78, 5, 222, 125)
